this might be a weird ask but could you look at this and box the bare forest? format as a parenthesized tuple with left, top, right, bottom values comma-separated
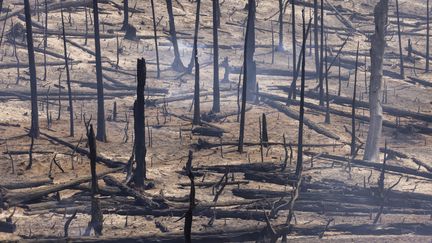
(0, 0, 432, 242)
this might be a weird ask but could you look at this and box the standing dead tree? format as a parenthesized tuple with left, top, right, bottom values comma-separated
(427, 0, 430, 72)
(351, 42, 360, 157)
(364, 0, 389, 162)
(43, 0, 48, 81)
(318, 0, 324, 106)
(184, 150, 195, 243)
(166, 0, 185, 71)
(93, 0, 106, 142)
(277, 0, 284, 51)
(134, 58, 147, 187)
(150, 0, 160, 78)
(24, 0, 39, 138)
(291, 0, 296, 89)
(61, 5, 74, 137)
(212, 0, 220, 113)
(395, 0, 404, 78)
(121, 0, 128, 30)
(245, 0, 256, 101)
(193, 49, 200, 125)
(238, 0, 255, 153)
(313, 0, 320, 79)
(187, 0, 201, 74)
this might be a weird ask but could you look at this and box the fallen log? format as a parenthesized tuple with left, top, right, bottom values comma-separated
(193, 139, 342, 150)
(0, 178, 53, 190)
(263, 99, 340, 140)
(191, 126, 224, 137)
(243, 171, 300, 186)
(2, 167, 122, 207)
(178, 180, 249, 188)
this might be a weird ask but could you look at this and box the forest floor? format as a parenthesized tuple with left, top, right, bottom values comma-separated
(0, 0, 432, 241)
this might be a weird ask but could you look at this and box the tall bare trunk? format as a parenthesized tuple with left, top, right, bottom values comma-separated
(166, 0, 185, 71)
(43, 0, 47, 81)
(351, 42, 360, 156)
(150, 0, 160, 78)
(277, 0, 284, 51)
(364, 0, 388, 162)
(313, 0, 319, 81)
(245, 0, 256, 101)
(318, 0, 324, 106)
(24, 0, 39, 138)
(61, 6, 74, 137)
(93, 0, 106, 142)
(122, 0, 129, 30)
(427, 0, 430, 72)
(291, 0, 296, 89)
(395, 0, 404, 78)
(212, 0, 220, 113)
(193, 49, 200, 125)
(187, 0, 201, 73)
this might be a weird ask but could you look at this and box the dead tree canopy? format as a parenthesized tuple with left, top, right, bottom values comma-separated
(364, 0, 389, 162)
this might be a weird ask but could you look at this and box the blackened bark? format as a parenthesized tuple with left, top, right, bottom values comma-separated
(24, 0, 39, 138)
(134, 58, 147, 187)
(351, 42, 360, 156)
(166, 0, 185, 71)
(324, 34, 330, 124)
(291, 0, 297, 87)
(245, 0, 256, 101)
(43, 0, 48, 81)
(193, 49, 200, 125)
(87, 124, 98, 194)
(187, 0, 201, 74)
(184, 151, 194, 243)
(150, 0, 161, 78)
(277, 0, 284, 51)
(427, 0, 430, 72)
(122, 0, 129, 30)
(93, 0, 106, 142)
(313, 0, 320, 80)
(261, 113, 268, 147)
(61, 5, 74, 137)
(318, 0, 324, 106)
(238, 0, 255, 153)
(212, 0, 220, 113)
(395, 0, 404, 78)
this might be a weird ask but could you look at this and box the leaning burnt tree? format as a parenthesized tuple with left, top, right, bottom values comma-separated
(212, 0, 220, 113)
(93, 0, 106, 142)
(238, 0, 255, 153)
(166, 0, 185, 71)
(364, 0, 389, 162)
(61, 5, 74, 137)
(134, 58, 147, 187)
(24, 0, 39, 138)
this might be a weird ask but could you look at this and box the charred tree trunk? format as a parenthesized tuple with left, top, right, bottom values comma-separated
(150, 0, 160, 78)
(187, 0, 201, 73)
(277, 0, 284, 51)
(193, 50, 200, 125)
(238, 0, 255, 153)
(184, 151, 195, 243)
(295, 10, 307, 177)
(395, 0, 404, 78)
(364, 0, 388, 162)
(122, 0, 129, 30)
(427, 0, 430, 72)
(87, 124, 98, 194)
(324, 34, 330, 123)
(351, 42, 360, 156)
(313, 0, 320, 81)
(43, 0, 48, 81)
(93, 0, 106, 142)
(245, 0, 256, 101)
(24, 0, 39, 138)
(318, 0, 324, 106)
(166, 0, 185, 71)
(212, 0, 220, 113)
(134, 58, 147, 187)
(291, 0, 297, 90)
(261, 113, 268, 147)
(61, 5, 74, 137)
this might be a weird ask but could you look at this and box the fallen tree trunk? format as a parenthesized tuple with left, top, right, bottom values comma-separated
(0, 178, 53, 190)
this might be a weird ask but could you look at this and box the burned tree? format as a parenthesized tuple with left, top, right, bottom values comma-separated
(364, 0, 389, 162)
(351, 42, 360, 157)
(318, 0, 324, 106)
(43, 0, 48, 81)
(184, 150, 195, 243)
(166, 0, 185, 71)
(193, 50, 200, 125)
(187, 0, 201, 74)
(427, 0, 430, 72)
(291, 0, 296, 84)
(61, 5, 74, 137)
(395, 0, 404, 78)
(93, 0, 106, 142)
(121, 0, 129, 30)
(134, 58, 147, 187)
(238, 0, 255, 153)
(150, 0, 160, 78)
(313, 0, 320, 80)
(24, 0, 39, 138)
(212, 0, 220, 113)
(277, 0, 284, 51)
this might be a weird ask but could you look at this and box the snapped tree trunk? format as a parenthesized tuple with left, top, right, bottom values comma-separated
(166, 0, 185, 71)
(212, 0, 220, 113)
(150, 0, 160, 78)
(93, 0, 106, 142)
(61, 5, 74, 137)
(364, 0, 388, 162)
(24, 0, 39, 138)
(134, 58, 147, 187)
